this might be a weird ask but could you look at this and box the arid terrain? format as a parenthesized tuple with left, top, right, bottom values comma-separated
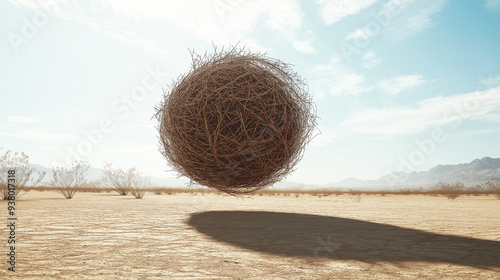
(1, 191, 499, 279)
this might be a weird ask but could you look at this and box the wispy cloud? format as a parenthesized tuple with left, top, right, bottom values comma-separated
(11, 0, 314, 54)
(102, 144, 157, 156)
(313, 57, 424, 97)
(313, 56, 371, 96)
(309, 126, 338, 147)
(264, 0, 316, 54)
(9, 0, 165, 53)
(99, 0, 314, 54)
(346, 0, 448, 42)
(376, 74, 425, 95)
(6, 0, 40, 10)
(361, 51, 382, 68)
(315, 0, 378, 25)
(7, 116, 39, 124)
(485, 0, 500, 12)
(1, 129, 77, 141)
(125, 124, 153, 129)
(6, 0, 71, 18)
(478, 75, 500, 87)
(480, 112, 500, 122)
(385, 0, 448, 41)
(76, 15, 167, 54)
(459, 127, 500, 137)
(337, 85, 500, 135)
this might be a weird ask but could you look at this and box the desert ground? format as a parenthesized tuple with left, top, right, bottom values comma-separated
(1, 190, 499, 279)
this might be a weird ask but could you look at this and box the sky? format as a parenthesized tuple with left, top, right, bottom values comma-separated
(1, 0, 500, 186)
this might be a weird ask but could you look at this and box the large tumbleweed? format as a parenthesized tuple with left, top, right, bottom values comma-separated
(155, 47, 316, 194)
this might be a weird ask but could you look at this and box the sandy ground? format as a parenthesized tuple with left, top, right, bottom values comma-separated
(1, 191, 499, 279)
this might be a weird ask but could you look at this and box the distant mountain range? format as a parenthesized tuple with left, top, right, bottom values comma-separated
(329, 157, 500, 190)
(31, 157, 500, 191)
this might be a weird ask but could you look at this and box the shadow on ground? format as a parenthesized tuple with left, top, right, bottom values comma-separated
(187, 211, 500, 268)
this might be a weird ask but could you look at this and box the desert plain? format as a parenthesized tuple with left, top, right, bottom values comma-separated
(1, 190, 499, 279)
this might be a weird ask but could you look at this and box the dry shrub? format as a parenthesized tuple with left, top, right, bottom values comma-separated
(129, 177, 152, 199)
(348, 189, 362, 203)
(484, 178, 500, 199)
(51, 161, 89, 199)
(80, 179, 103, 193)
(102, 163, 132, 195)
(432, 182, 465, 199)
(155, 47, 316, 194)
(102, 163, 150, 198)
(151, 186, 163, 195)
(0, 148, 45, 199)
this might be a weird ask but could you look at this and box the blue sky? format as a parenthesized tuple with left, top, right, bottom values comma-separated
(1, 0, 500, 186)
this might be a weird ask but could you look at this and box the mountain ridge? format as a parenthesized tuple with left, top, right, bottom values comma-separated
(330, 157, 500, 190)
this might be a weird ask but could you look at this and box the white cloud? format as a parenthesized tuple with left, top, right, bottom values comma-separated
(337, 85, 500, 135)
(10, 0, 165, 53)
(313, 57, 372, 96)
(102, 144, 157, 156)
(12, 0, 314, 54)
(265, 1, 317, 54)
(313, 57, 424, 97)
(6, 0, 39, 10)
(345, 0, 448, 42)
(478, 75, 500, 87)
(376, 74, 425, 95)
(485, 0, 500, 11)
(480, 112, 500, 122)
(316, 0, 378, 25)
(292, 40, 316, 54)
(1, 129, 77, 141)
(6, 0, 71, 18)
(126, 124, 153, 129)
(385, 0, 448, 41)
(361, 51, 382, 68)
(345, 28, 367, 41)
(309, 126, 338, 147)
(76, 15, 167, 54)
(460, 127, 500, 137)
(99, 0, 315, 54)
(7, 116, 39, 124)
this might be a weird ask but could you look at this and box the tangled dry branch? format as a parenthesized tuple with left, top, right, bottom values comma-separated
(155, 47, 317, 194)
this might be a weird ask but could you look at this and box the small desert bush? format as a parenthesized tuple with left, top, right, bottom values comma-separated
(484, 178, 500, 199)
(84, 179, 104, 193)
(102, 163, 153, 198)
(51, 161, 89, 199)
(129, 176, 153, 199)
(432, 182, 465, 199)
(0, 148, 45, 199)
(348, 189, 362, 202)
(149, 186, 164, 195)
(102, 163, 135, 196)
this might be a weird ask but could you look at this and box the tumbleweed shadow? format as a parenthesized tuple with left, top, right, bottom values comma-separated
(187, 211, 500, 268)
